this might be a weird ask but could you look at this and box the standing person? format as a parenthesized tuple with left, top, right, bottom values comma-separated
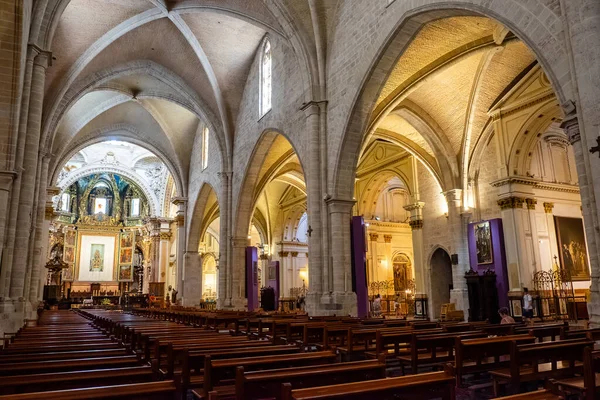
(372, 294, 382, 317)
(498, 307, 515, 324)
(522, 287, 534, 325)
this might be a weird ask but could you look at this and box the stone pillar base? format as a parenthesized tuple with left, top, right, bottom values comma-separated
(450, 289, 469, 321)
(588, 283, 600, 328)
(230, 297, 247, 311)
(0, 298, 28, 337)
(305, 291, 357, 316)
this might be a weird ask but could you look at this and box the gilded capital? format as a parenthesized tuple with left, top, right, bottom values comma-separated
(525, 198, 537, 210)
(543, 202, 554, 214)
(497, 196, 525, 210)
(369, 233, 379, 242)
(383, 234, 393, 243)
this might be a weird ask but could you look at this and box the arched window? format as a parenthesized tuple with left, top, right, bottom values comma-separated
(60, 193, 70, 212)
(131, 198, 140, 217)
(260, 38, 272, 116)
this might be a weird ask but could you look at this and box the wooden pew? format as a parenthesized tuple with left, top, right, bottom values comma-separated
(366, 328, 443, 360)
(202, 351, 337, 399)
(0, 365, 155, 395)
(338, 326, 417, 360)
(0, 348, 130, 363)
(280, 365, 455, 400)
(490, 339, 593, 396)
(180, 345, 303, 395)
(554, 347, 600, 400)
(0, 380, 180, 400)
(398, 331, 487, 374)
(0, 355, 141, 376)
(454, 334, 535, 387)
(234, 357, 386, 400)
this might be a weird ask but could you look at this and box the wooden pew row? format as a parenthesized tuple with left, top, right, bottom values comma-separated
(200, 351, 337, 399)
(454, 334, 536, 387)
(0, 380, 180, 400)
(490, 338, 593, 396)
(234, 356, 386, 400)
(180, 345, 304, 395)
(398, 331, 487, 374)
(278, 366, 456, 400)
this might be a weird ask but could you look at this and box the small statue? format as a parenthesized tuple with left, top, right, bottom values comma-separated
(171, 289, 178, 304)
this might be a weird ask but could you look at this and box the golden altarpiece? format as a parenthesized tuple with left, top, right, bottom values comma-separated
(45, 173, 168, 307)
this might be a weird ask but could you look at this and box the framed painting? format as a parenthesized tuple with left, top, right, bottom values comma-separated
(89, 244, 105, 272)
(474, 221, 493, 264)
(511, 299, 522, 317)
(120, 231, 133, 248)
(554, 216, 591, 281)
(118, 264, 133, 282)
(65, 229, 76, 247)
(120, 248, 132, 264)
(62, 264, 74, 282)
(63, 246, 75, 264)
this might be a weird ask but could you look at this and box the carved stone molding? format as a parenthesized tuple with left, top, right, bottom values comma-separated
(525, 198, 537, 210)
(159, 232, 172, 240)
(409, 220, 424, 230)
(497, 197, 525, 210)
(543, 202, 554, 214)
(383, 234, 393, 243)
(560, 101, 580, 144)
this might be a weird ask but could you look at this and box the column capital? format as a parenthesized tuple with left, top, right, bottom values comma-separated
(171, 196, 187, 206)
(368, 233, 379, 242)
(403, 202, 425, 212)
(290, 251, 299, 257)
(443, 189, 462, 208)
(383, 234, 393, 243)
(47, 186, 61, 197)
(27, 43, 52, 66)
(300, 100, 327, 117)
(497, 196, 525, 210)
(0, 170, 17, 192)
(560, 101, 580, 144)
(325, 197, 355, 213)
(409, 220, 424, 230)
(543, 202, 554, 214)
(525, 198, 537, 210)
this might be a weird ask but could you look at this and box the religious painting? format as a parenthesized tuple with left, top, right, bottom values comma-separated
(120, 232, 133, 248)
(120, 248, 132, 264)
(268, 263, 276, 281)
(392, 254, 411, 292)
(63, 246, 75, 264)
(62, 265, 74, 282)
(89, 244, 105, 271)
(511, 299, 522, 317)
(118, 264, 132, 282)
(65, 230, 76, 247)
(554, 216, 591, 281)
(474, 221, 493, 265)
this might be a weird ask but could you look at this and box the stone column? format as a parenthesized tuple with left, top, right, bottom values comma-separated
(444, 189, 470, 318)
(497, 196, 531, 289)
(368, 233, 378, 283)
(217, 172, 231, 308)
(383, 235, 393, 282)
(525, 198, 543, 275)
(183, 251, 201, 306)
(561, 109, 600, 326)
(158, 225, 171, 295)
(0, 171, 16, 299)
(543, 203, 560, 263)
(9, 50, 49, 303)
(0, 44, 36, 300)
(171, 197, 187, 297)
(301, 101, 325, 315)
(291, 252, 298, 290)
(230, 236, 248, 310)
(324, 198, 357, 316)
(404, 202, 425, 294)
